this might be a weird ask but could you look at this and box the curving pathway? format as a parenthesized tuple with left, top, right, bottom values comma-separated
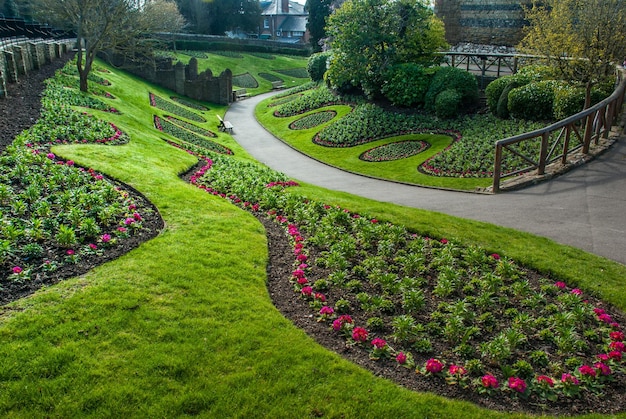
(225, 92, 626, 265)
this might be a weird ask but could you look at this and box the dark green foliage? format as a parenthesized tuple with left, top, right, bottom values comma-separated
(434, 89, 462, 119)
(424, 67, 478, 112)
(305, 0, 333, 51)
(232, 72, 259, 88)
(495, 81, 522, 119)
(508, 80, 566, 121)
(381, 64, 434, 107)
(307, 52, 331, 82)
(485, 76, 513, 114)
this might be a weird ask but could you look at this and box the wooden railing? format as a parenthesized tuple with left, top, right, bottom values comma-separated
(492, 71, 626, 193)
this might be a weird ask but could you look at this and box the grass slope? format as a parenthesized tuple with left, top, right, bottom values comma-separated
(0, 59, 624, 418)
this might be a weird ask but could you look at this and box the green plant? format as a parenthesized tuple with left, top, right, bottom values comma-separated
(434, 89, 462, 119)
(425, 67, 479, 111)
(381, 63, 433, 107)
(307, 52, 331, 82)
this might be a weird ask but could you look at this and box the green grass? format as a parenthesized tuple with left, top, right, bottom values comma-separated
(255, 97, 494, 191)
(0, 58, 625, 418)
(168, 50, 310, 95)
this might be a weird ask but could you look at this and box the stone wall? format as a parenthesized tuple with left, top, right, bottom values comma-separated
(434, 0, 532, 46)
(0, 39, 74, 98)
(106, 54, 233, 105)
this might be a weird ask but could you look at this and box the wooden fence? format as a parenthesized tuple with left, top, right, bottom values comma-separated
(492, 71, 626, 193)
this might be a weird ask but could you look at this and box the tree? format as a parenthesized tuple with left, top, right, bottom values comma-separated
(325, 0, 447, 97)
(305, 0, 332, 51)
(22, 0, 185, 92)
(174, 0, 260, 35)
(518, 0, 626, 108)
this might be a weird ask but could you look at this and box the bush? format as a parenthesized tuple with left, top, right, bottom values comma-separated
(381, 63, 434, 107)
(508, 80, 566, 121)
(485, 76, 513, 114)
(495, 80, 523, 119)
(553, 85, 585, 120)
(434, 89, 462, 119)
(425, 67, 478, 112)
(307, 52, 331, 82)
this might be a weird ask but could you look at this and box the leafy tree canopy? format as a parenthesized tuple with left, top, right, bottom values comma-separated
(325, 0, 447, 98)
(174, 0, 260, 35)
(305, 0, 332, 51)
(518, 0, 626, 106)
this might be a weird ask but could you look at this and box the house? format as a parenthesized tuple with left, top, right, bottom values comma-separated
(260, 0, 309, 43)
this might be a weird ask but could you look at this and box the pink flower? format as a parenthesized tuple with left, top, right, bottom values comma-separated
(578, 365, 596, 377)
(332, 319, 342, 331)
(449, 365, 467, 376)
(425, 358, 444, 374)
(296, 253, 307, 262)
(66, 160, 74, 166)
(101, 234, 111, 243)
(396, 352, 407, 364)
(117, 227, 127, 233)
(596, 353, 610, 361)
(338, 314, 353, 324)
(554, 281, 567, 289)
(610, 331, 625, 341)
(314, 292, 326, 302)
(571, 288, 583, 296)
(371, 338, 387, 349)
(300, 286, 313, 297)
(490, 253, 500, 260)
(12, 266, 22, 274)
(536, 375, 554, 387)
(440, 238, 448, 244)
(598, 313, 613, 323)
(481, 375, 499, 388)
(296, 277, 308, 285)
(128, 204, 137, 211)
(89, 243, 98, 250)
(609, 341, 625, 352)
(46, 153, 55, 159)
(319, 306, 334, 316)
(594, 362, 611, 376)
(133, 212, 142, 221)
(292, 269, 305, 278)
(609, 351, 622, 361)
(124, 218, 135, 225)
(594, 308, 606, 315)
(352, 327, 368, 342)
(371, 219, 378, 223)
(508, 376, 527, 393)
(66, 249, 75, 256)
(561, 373, 579, 385)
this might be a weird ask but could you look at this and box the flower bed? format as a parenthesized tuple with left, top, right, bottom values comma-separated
(149, 92, 206, 123)
(170, 96, 209, 111)
(274, 85, 343, 117)
(275, 68, 310, 79)
(180, 50, 209, 59)
(289, 111, 337, 130)
(259, 72, 283, 83)
(153, 115, 232, 155)
(359, 140, 430, 162)
(232, 72, 259, 89)
(181, 143, 626, 414)
(209, 50, 244, 58)
(164, 115, 217, 138)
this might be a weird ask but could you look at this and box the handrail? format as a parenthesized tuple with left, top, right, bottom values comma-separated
(492, 70, 626, 192)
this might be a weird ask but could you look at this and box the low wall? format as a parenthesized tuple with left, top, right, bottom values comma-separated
(0, 38, 74, 97)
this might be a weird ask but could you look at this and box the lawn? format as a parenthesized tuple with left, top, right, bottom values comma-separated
(0, 57, 625, 418)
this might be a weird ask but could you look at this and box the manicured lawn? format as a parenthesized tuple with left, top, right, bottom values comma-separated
(0, 58, 624, 418)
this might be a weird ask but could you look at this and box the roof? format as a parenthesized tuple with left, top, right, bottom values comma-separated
(260, 0, 307, 16)
(279, 16, 307, 32)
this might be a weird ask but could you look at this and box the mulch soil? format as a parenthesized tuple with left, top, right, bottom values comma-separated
(3, 56, 625, 416)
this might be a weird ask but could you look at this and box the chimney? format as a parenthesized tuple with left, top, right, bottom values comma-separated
(281, 0, 289, 13)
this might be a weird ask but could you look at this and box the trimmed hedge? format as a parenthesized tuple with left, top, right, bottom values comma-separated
(424, 67, 478, 112)
(434, 89, 462, 119)
(508, 80, 567, 121)
(307, 52, 331, 82)
(381, 63, 434, 108)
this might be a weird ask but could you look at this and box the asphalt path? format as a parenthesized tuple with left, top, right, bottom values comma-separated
(225, 92, 626, 266)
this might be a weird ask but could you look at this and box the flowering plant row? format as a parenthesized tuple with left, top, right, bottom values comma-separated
(289, 111, 337, 130)
(259, 72, 283, 83)
(179, 143, 625, 410)
(149, 92, 206, 123)
(170, 96, 209, 111)
(164, 115, 217, 138)
(153, 116, 233, 155)
(232, 72, 259, 89)
(180, 50, 209, 59)
(359, 140, 429, 162)
(275, 68, 309, 79)
(273, 85, 346, 117)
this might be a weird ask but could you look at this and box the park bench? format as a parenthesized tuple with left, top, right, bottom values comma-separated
(216, 114, 234, 134)
(271, 80, 285, 90)
(233, 88, 248, 100)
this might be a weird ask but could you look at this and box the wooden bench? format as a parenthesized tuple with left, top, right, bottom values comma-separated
(271, 80, 285, 90)
(233, 88, 248, 100)
(216, 114, 233, 134)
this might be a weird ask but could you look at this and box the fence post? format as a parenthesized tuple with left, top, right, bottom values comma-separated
(562, 125, 571, 165)
(538, 132, 549, 175)
(493, 143, 503, 193)
(582, 112, 594, 154)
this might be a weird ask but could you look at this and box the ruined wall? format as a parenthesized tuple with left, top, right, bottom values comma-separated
(434, 0, 531, 46)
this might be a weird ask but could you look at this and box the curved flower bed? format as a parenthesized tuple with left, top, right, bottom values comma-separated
(164, 115, 217, 138)
(170, 96, 209, 111)
(275, 68, 309, 78)
(232, 72, 259, 89)
(274, 86, 343, 117)
(149, 92, 206, 123)
(153, 115, 232, 155)
(259, 72, 283, 82)
(289, 110, 337, 130)
(359, 140, 430, 162)
(180, 143, 626, 414)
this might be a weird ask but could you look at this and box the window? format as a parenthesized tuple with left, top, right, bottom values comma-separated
(263, 18, 269, 29)
(292, 31, 304, 37)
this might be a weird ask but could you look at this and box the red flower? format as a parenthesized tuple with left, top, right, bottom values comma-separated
(554, 281, 567, 289)
(481, 375, 499, 388)
(598, 313, 613, 323)
(561, 373, 579, 385)
(396, 352, 407, 364)
(319, 306, 334, 316)
(594, 362, 611, 376)
(609, 351, 622, 360)
(609, 341, 625, 352)
(314, 292, 326, 302)
(571, 288, 583, 296)
(425, 358, 444, 374)
(578, 365, 596, 377)
(371, 338, 387, 349)
(490, 253, 500, 260)
(332, 319, 342, 331)
(536, 375, 554, 387)
(609, 331, 625, 341)
(449, 364, 467, 376)
(300, 286, 313, 297)
(12, 266, 22, 274)
(352, 327, 368, 342)
(508, 376, 527, 393)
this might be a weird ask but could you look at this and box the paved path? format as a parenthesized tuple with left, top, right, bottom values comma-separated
(225, 92, 626, 266)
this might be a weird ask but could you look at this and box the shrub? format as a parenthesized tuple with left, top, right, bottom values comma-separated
(425, 67, 478, 111)
(553, 84, 585, 120)
(434, 89, 462, 119)
(485, 76, 513, 114)
(381, 63, 434, 107)
(495, 80, 523, 119)
(507, 80, 566, 121)
(307, 52, 331, 82)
